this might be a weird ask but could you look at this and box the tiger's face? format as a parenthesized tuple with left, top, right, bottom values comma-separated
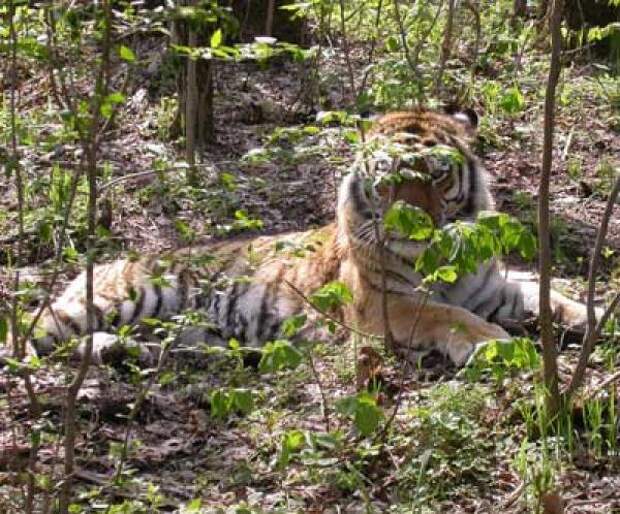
(370, 108, 489, 229)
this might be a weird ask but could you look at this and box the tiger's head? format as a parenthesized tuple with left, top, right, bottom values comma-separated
(369, 107, 492, 225)
(338, 107, 494, 258)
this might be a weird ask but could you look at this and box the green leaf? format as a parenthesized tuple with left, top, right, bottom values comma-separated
(174, 219, 196, 242)
(499, 86, 525, 115)
(354, 394, 383, 436)
(435, 265, 458, 283)
(210, 29, 222, 48)
(303, 125, 320, 135)
(337, 392, 383, 437)
(278, 429, 306, 468)
(384, 200, 435, 241)
(63, 246, 80, 264)
(385, 35, 399, 52)
(517, 232, 537, 260)
(343, 130, 360, 144)
(184, 498, 202, 513)
(0, 317, 7, 343)
(209, 389, 231, 419)
(310, 281, 353, 311)
(106, 92, 126, 104)
(465, 338, 540, 382)
(100, 92, 126, 119)
(231, 388, 254, 414)
(232, 210, 263, 231)
(281, 314, 307, 338)
(118, 45, 136, 62)
(259, 340, 303, 373)
(219, 172, 237, 191)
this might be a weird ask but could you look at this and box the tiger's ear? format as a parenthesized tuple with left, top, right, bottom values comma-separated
(444, 105, 479, 130)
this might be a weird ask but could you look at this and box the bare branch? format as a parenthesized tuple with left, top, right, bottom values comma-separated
(567, 175, 620, 397)
(59, 1, 114, 510)
(434, 0, 457, 97)
(284, 279, 382, 340)
(359, 0, 384, 94)
(392, 0, 421, 83)
(338, 0, 357, 100)
(538, 0, 565, 415)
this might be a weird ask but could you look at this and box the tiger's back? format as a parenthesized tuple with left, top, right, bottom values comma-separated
(30, 225, 342, 357)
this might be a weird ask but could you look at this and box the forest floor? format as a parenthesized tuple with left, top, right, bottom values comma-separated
(1, 34, 620, 513)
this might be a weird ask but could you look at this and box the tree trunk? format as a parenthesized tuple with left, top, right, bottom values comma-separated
(513, 0, 527, 24)
(538, 0, 564, 417)
(231, 0, 305, 43)
(172, 0, 216, 164)
(265, 0, 275, 36)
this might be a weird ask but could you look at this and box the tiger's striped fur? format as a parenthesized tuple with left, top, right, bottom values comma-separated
(12, 108, 593, 366)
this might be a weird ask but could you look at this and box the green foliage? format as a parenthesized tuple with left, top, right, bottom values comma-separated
(280, 313, 308, 338)
(277, 429, 306, 468)
(499, 85, 525, 115)
(336, 392, 383, 437)
(118, 45, 136, 63)
(258, 340, 303, 373)
(210, 388, 254, 419)
(415, 212, 536, 283)
(231, 210, 263, 231)
(384, 200, 435, 241)
(400, 384, 493, 505)
(210, 28, 222, 48)
(310, 281, 353, 311)
(464, 338, 541, 382)
(100, 92, 126, 119)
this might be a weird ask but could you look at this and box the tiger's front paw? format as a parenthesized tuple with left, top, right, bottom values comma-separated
(74, 332, 156, 367)
(446, 321, 510, 367)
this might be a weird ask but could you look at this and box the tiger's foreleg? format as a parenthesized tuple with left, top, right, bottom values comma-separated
(353, 295, 511, 366)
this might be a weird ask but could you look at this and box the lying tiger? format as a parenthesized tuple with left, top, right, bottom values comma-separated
(8, 107, 593, 366)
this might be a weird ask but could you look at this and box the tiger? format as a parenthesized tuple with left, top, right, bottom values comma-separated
(4, 107, 595, 367)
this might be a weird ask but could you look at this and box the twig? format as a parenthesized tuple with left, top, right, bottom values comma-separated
(566, 489, 617, 509)
(307, 352, 331, 432)
(372, 292, 430, 445)
(567, 175, 620, 397)
(393, 0, 421, 83)
(284, 279, 381, 340)
(59, 2, 113, 511)
(435, 0, 457, 97)
(185, 23, 199, 184)
(584, 369, 620, 402)
(357, 122, 396, 353)
(6, 0, 41, 425)
(411, 0, 444, 77)
(265, 0, 275, 36)
(501, 480, 526, 509)
(18, 169, 81, 347)
(338, 0, 357, 100)
(359, 0, 384, 94)
(99, 166, 185, 192)
(114, 334, 177, 482)
(465, 0, 481, 95)
(537, 0, 565, 416)
(562, 126, 575, 161)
